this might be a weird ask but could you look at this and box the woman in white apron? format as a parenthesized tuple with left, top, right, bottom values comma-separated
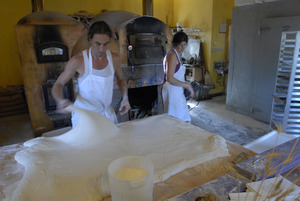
(162, 31, 194, 122)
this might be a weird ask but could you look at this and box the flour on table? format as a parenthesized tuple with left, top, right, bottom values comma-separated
(4, 105, 229, 201)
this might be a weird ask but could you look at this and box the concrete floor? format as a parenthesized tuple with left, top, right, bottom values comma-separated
(188, 96, 269, 146)
(0, 95, 270, 147)
(0, 113, 34, 147)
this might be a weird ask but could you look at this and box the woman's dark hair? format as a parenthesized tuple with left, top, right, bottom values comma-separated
(88, 21, 112, 41)
(172, 31, 188, 47)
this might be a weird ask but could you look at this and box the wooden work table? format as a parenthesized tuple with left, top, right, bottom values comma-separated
(1, 139, 255, 201)
(153, 141, 256, 200)
(1, 136, 299, 201)
(102, 141, 255, 201)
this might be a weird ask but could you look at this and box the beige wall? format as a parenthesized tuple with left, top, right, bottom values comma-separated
(1, 0, 234, 95)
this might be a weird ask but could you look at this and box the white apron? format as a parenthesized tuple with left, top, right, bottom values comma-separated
(72, 48, 117, 126)
(162, 49, 191, 122)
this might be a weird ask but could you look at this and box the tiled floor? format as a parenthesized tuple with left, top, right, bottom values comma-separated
(0, 95, 270, 147)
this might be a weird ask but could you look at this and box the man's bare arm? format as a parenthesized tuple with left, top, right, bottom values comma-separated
(112, 52, 131, 115)
(52, 54, 83, 110)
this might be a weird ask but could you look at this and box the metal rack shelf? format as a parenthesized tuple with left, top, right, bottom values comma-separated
(270, 31, 300, 135)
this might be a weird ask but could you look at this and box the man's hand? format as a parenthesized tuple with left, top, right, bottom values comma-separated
(56, 99, 73, 113)
(119, 97, 131, 115)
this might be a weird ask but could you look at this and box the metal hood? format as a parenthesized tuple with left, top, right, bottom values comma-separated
(31, 0, 44, 12)
(143, 0, 153, 16)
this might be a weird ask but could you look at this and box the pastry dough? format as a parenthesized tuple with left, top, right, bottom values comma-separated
(4, 105, 229, 201)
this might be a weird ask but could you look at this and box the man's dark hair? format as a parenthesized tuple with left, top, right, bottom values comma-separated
(172, 31, 188, 47)
(88, 21, 112, 41)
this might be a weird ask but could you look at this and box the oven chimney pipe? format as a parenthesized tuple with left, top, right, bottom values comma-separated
(31, 0, 44, 12)
(143, 0, 153, 16)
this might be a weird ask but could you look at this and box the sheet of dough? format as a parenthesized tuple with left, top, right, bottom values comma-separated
(3, 105, 229, 201)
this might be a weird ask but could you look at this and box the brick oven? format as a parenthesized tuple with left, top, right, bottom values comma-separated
(15, 11, 86, 136)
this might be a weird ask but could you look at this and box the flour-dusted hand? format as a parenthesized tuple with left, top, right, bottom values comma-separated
(119, 97, 131, 115)
(56, 99, 73, 113)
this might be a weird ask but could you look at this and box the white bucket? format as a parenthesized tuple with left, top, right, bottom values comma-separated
(108, 156, 154, 201)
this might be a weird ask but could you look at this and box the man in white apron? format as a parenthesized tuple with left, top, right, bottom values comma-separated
(52, 21, 130, 126)
(162, 31, 194, 122)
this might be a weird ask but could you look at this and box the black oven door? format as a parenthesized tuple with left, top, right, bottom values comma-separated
(127, 34, 166, 65)
(129, 46, 164, 65)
